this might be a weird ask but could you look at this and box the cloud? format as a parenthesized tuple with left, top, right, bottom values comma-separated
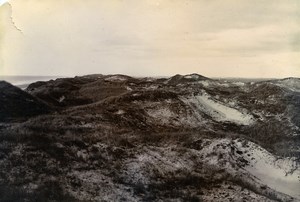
(0, 0, 299, 77)
(290, 32, 300, 52)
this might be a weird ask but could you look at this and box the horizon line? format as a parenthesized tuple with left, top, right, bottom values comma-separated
(0, 74, 299, 80)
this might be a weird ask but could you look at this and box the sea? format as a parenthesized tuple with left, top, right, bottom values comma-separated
(0, 76, 61, 89)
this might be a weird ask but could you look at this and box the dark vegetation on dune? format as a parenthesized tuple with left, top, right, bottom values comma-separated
(0, 74, 299, 201)
(0, 81, 51, 122)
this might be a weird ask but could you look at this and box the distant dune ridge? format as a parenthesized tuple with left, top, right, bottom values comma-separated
(0, 73, 299, 201)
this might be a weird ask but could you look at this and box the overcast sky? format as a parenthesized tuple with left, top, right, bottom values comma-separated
(0, 0, 299, 78)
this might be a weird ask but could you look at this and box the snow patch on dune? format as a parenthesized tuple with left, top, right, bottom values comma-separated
(146, 104, 205, 127)
(198, 80, 210, 87)
(65, 170, 139, 202)
(184, 74, 200, 79)
(274, 78, 300, 92)
(198, 138, 300, 200)
(181, 95, 254, 125)
(234, 140, 300, 200)
(147, 107, 175, 124)
(105, 76, 127, 82)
